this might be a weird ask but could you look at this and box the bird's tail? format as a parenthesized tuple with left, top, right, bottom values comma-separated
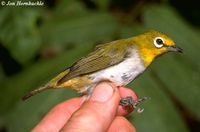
(22, 85, 51, 101)
(22, 69, 70, 101)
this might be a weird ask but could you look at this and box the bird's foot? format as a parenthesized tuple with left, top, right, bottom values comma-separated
(119, 96, 150, 113)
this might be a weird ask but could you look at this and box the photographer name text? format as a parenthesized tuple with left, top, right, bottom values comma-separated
(1, 1, 44, 6)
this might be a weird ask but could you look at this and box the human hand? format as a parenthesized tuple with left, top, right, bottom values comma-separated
(33, 82, 137, 132)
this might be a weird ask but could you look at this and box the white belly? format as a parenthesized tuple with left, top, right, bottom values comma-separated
(89, 51, 145, 86)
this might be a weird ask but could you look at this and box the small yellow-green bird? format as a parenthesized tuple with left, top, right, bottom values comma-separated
(23, 31, 182, 108)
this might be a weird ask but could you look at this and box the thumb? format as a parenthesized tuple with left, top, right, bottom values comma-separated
(61, 82, 121, 132)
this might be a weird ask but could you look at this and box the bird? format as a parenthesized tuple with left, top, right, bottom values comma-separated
(22, 31, 182, 109)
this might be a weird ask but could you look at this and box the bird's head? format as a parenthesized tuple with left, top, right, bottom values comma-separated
(132, 30, 183, 66)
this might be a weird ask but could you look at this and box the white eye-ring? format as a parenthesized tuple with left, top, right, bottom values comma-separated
(153, 37, 165, 48)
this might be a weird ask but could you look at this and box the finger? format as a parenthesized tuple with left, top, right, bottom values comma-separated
(108, 116, 136, 132)
(117, 87, 138, 116)
(61, 82, 121, 132)
(32, 96, 86, 132)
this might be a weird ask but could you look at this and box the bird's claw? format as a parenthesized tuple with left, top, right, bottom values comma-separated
(119, 96, 150, 113)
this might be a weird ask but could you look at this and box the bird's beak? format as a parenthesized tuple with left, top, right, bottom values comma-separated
(167, 45, 183, 53)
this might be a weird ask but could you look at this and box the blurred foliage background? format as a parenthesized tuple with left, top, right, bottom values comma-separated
(0, 0, 200, 131)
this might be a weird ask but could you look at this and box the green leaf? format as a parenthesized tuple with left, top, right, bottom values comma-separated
(96, 0, 110, 10)
(41, 12, 118, 47)
(4, 89, 78, 132)
(52, 0, 91, 20)
(143, 5, 200, 120)
(152, 55, 200, 119)
(129, 73, 189, 132)
(0, 8, 41, 64)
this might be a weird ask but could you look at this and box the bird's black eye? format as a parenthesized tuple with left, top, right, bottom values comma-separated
(156, 38, 163, 45)
(153, 37, 164, 48)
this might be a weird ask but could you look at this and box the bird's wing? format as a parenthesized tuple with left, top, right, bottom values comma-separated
(58, 41, 129, 84)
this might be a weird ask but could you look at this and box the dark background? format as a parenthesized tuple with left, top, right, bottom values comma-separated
(0, 0, 200, 131)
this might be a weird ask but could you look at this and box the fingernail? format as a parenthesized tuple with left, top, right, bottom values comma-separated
(90, 83, 114, 102)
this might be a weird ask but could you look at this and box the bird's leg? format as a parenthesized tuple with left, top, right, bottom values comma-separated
(119, 96, 150, 113)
